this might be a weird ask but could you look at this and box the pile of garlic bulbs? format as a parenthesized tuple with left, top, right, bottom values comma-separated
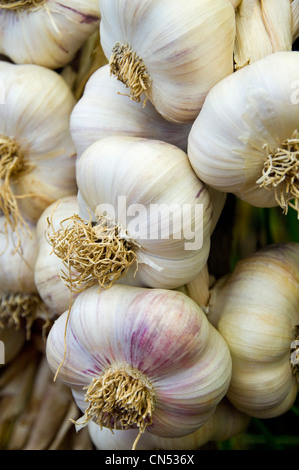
(0, 0, 298, 451)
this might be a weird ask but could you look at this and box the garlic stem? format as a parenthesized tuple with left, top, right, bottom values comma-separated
(0, 0, 45, 10)
(256, 130, 299, 216)
(109, 42, 151, 106)
(47, 212, 139, 292)
(75, 363, 155, 439)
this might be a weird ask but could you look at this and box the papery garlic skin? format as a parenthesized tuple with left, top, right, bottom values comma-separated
(208, 243, 299, 418)
(70, 64, 192, 158)
(87, 398, 250, 450)
(188, 51, 299, 215)
(0, 1, 100, 69)
(34, 196, 80, 317)
(99, 0, 235, 123)
(46, 284, 232, 438)
(0, 61, 77, 226)
(292, 0, 299, 43)
(75, 136, 212, 289)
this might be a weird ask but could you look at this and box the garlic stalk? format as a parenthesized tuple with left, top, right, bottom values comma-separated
(47, 136, 212, 291)
(0, 0, 100, 69)
(260, 0, 292, 52)
(0, 61, 77, 242)
(233, 0, 292, 70)
(70, 64, 193, 157)
(292, 0, 299, 43)
(0, 215, 49, 338)
(87, 398, 250, 450)
(188, 51, 299, 217)
(99, 0, 236, 123)
(207, 242, 299, 418)
(46, 284, 232, 443)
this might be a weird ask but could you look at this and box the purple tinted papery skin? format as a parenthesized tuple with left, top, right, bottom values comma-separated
(46, 284, 232, 437)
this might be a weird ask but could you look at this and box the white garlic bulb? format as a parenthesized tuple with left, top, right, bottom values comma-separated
(46, 284, 232, 441)
(188, 51, 299, 217)
(0, 215, 49, 337)
(87, 398, 250, 450)
(99, 0, 236, 123)
(70, 64, 192, 158)
(0, 0, 100, 69)
(207, 242, 299, 418)
(34, 196, 80, 318)
(0, 61, 77, 238)
(47, 135, 212, 292)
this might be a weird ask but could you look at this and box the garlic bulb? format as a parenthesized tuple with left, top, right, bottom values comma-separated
(99, 0, 236, 123)
(70, 64, 192, 157)
(0, 215, 49, 338)
(207, 242, 299, 418)
(34, 196, 80, 318)
(0, 61, 77, 239)
(188, 51, 299, 217)
(87, 398, 250, 450)
(0, 0, 100, 69)
(46, 284, 232, 442)
(47, 135, 212, 291)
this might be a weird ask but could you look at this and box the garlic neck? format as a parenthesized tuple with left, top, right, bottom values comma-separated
(291, 325, 299, 382)
(79, 363, 155, 445)
(256, 130, 299, 216)
(0, 0, 45, 11)
(47, 213, 138, 291)
(109, 42, 151, 106)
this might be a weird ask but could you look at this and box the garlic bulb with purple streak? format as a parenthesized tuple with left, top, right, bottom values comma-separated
(46, 284, 232, 444)
(0, 0, 100, 69)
